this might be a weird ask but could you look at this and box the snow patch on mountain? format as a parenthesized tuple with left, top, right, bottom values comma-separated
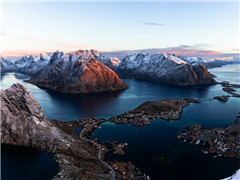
(27, 50, 128, 93)
(115, 53, 215, 85)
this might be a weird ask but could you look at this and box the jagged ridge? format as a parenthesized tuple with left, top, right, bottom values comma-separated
(27, 50, 128, 93)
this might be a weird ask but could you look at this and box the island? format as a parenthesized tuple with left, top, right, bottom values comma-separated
(178, 113, 240, 159)
(219, 81, 240, 98)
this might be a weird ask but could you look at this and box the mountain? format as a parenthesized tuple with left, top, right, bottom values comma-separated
(70, 49, 121, 69)
(115, 53, 216, 86)
(1, 50, 219, 87)
(1, 54, 51, 76)
(28, 50, 128, 93)
(179, 56, 239, 68)
(21, 54, 50, 76)
(1, 57, 15, 72)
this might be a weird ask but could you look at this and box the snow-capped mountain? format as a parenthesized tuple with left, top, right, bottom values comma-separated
(179, 56, 239, 68)
(69, 49, 121, 69)
(178, 56, 208, 65)
(1, 56, 34, 73)
(115, 53, 216, 86)
(1, 57, 15, 72)
(28, 50, 128, 93)
(1, 53, 51, 76)
(1, 50, 219, 87)
(21, 54, 50, 76)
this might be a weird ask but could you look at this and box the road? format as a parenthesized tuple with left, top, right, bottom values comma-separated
(79, 122, 116, 180)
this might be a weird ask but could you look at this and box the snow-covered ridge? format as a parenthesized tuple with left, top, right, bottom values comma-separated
(179, 55, 239, 68)
(1, 49, 220, 86)
(1, 50, 118, 76)
(27, 50, 128, 93)
(114, 52, 216, 86)
(1, 54, 51, 76)
(178, 56, 208, 65)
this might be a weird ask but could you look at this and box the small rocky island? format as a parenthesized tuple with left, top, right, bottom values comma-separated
(213, 95, 230, 102)
(219, 81, 240, 98)
(109, 98, 201, 126)
(178, 113, 240, 159)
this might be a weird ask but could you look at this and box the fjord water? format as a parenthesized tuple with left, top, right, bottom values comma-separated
(1, 64, 240, 180)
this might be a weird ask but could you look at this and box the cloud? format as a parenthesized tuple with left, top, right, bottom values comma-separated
(140, 21, 164, 26)
(102, 44, 240, 60)
(27, 36, 81, 49)
(3, 30, 85, 49)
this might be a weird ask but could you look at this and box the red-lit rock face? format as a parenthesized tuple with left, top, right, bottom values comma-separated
(28, 51, 128, 93)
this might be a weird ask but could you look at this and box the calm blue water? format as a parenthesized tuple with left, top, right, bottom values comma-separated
(1, 64, 240, 180)
(1, 144, 58, 180)
(209, 64, 240, 84)
(92, 98, 240, 180)
(0, 71, 231, 121)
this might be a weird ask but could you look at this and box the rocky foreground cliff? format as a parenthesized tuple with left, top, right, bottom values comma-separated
(0, 84, 115, 179)
(28, 51, 128, 93)
(1, 83, 151, 180)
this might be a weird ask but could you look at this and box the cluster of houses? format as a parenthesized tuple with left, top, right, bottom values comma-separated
(178, 124, 240, 159)
(110, 107, 184, 127)
(111, 112, 152, 127)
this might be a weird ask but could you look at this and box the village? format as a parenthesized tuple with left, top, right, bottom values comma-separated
(109, 98, 201, 126)
(178, 113, 240, 159)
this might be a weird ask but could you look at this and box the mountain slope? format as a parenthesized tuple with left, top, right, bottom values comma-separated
(179, 55, 239, 68)
(1, 54, 50, 76)
(28, 51, 128, 93)
(115, 53, 216, 86)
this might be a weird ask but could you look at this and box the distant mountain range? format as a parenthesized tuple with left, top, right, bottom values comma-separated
(2, 49, 237, 93)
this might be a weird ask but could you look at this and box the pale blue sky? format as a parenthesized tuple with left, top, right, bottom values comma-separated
(1, 1, 239, 56)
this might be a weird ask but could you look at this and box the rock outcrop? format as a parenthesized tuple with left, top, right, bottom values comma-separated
(115, 53, 216, 86)
(28, 50, 128, 93)
(0, 83, 118, 179)
(1, 83, 93, 156)
(213, 95, 230, 102)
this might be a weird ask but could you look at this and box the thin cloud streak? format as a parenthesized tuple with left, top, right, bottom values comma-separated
(140, 21, 164, 26)
(4, 31, 85, 49)
(102, 44, 240, 60)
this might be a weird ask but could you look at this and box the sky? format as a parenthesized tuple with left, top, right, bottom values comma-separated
(1, 1, 239, 58)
